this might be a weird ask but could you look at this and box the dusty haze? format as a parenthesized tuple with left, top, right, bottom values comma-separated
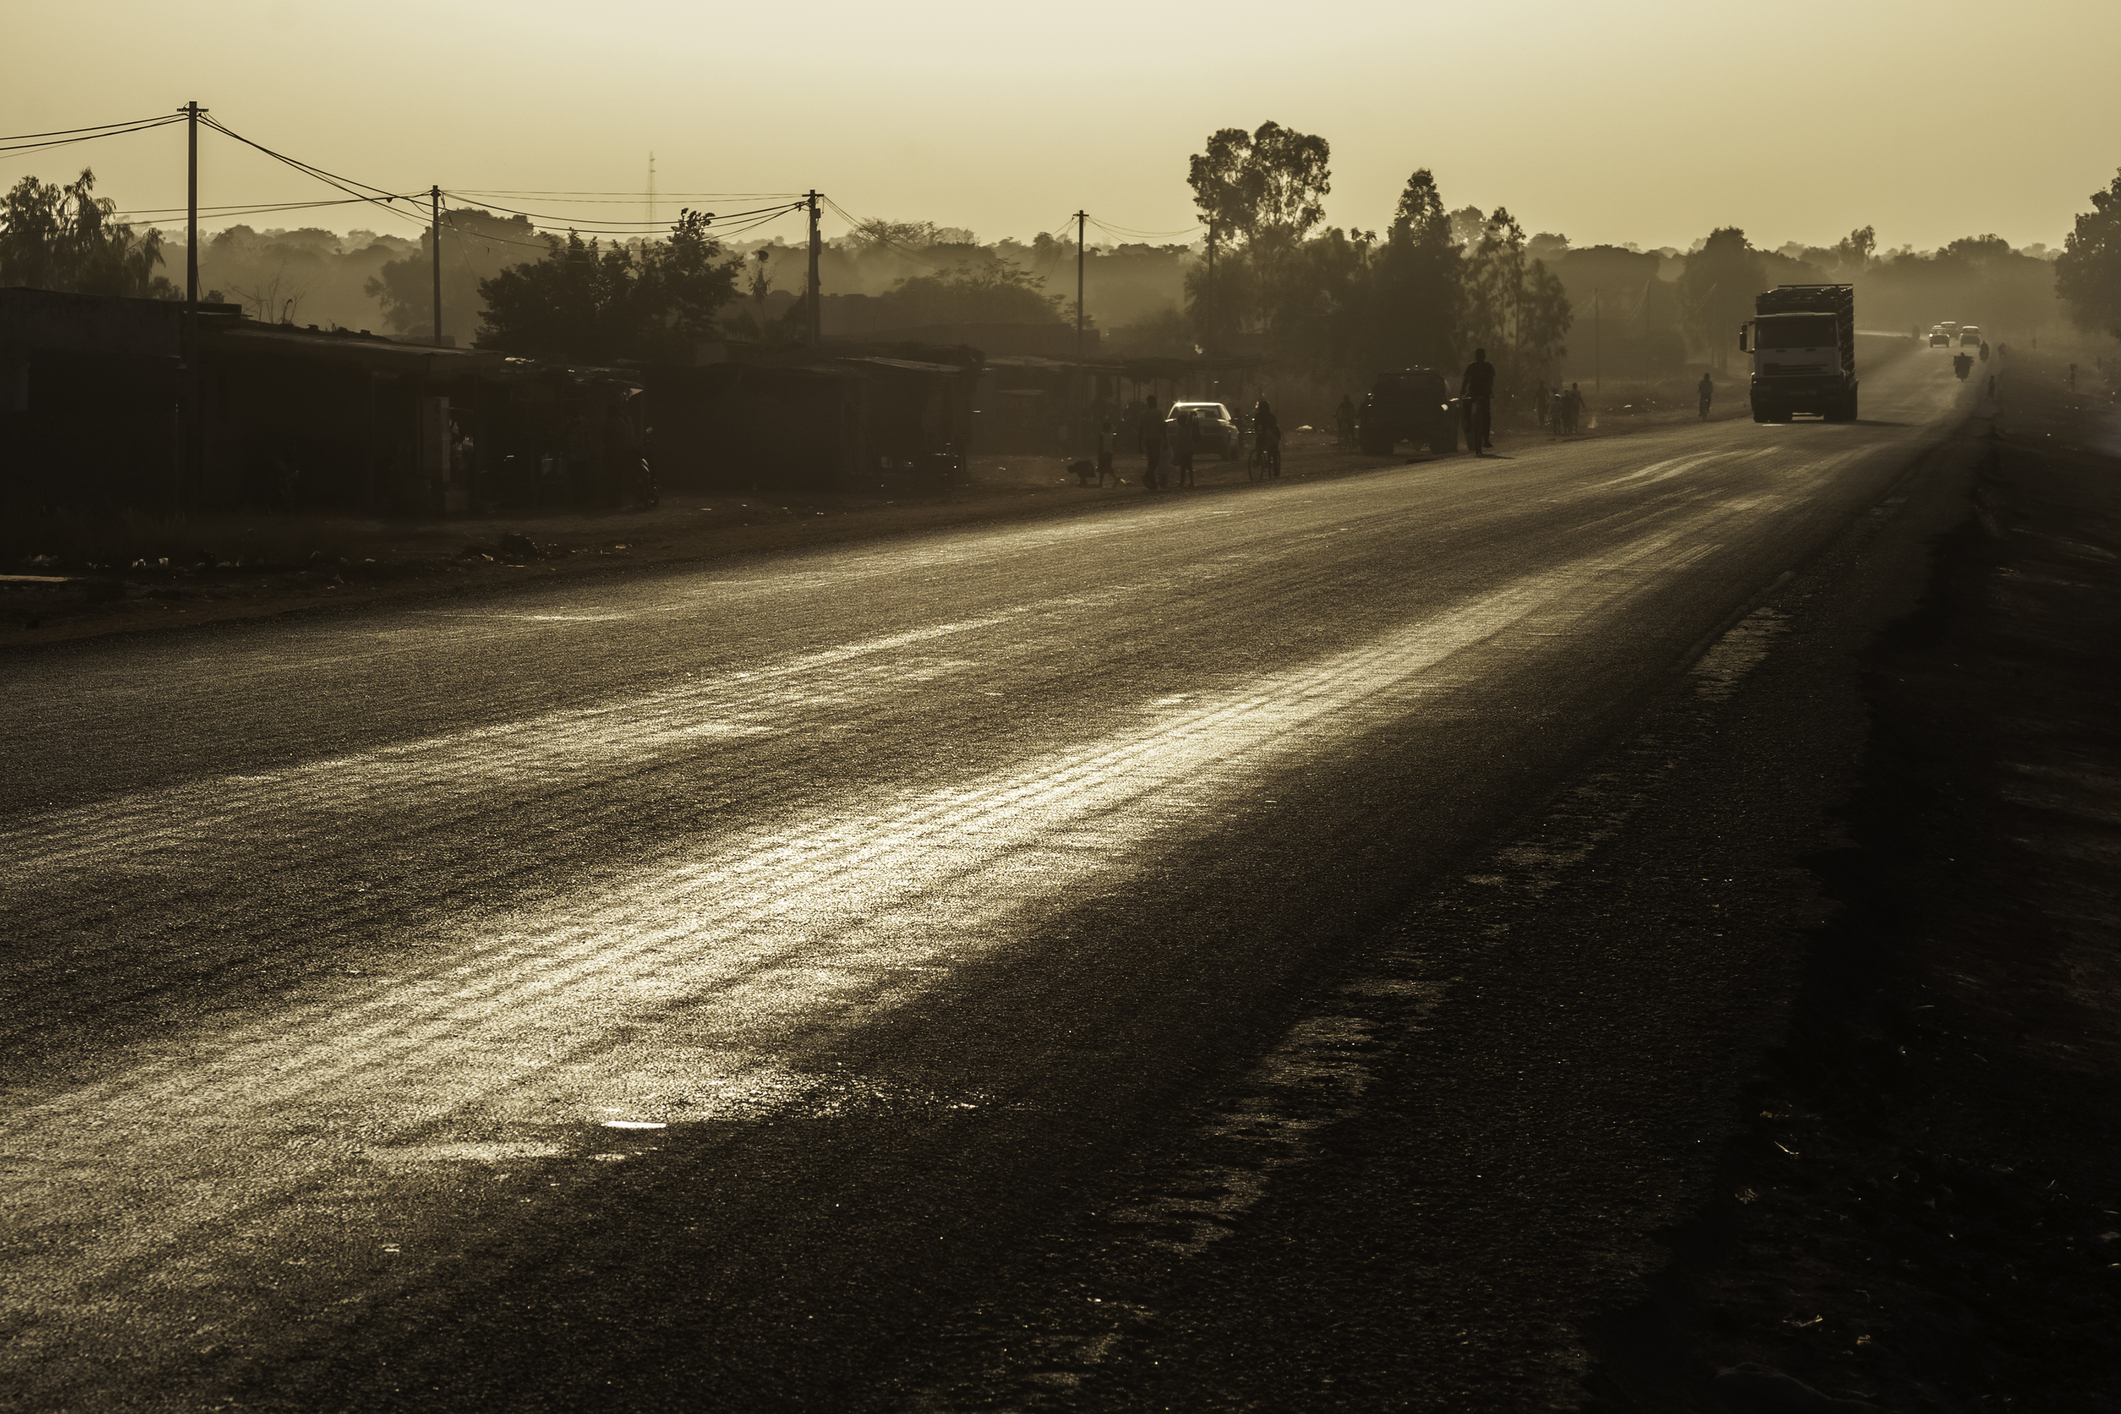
(6, 0, 2119, 255)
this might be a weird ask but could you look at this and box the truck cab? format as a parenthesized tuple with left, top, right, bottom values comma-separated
(1739, 284, 1858, 423)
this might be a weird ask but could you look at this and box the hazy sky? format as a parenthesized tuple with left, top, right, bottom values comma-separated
(9, 0, 2121, 255)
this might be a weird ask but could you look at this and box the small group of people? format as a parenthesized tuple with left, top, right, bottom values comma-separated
(1459, 347, 1594, 447)
(1544, 381, 1590, 433)
(1133, 399, 1199, 490)
(1131, 396, 1279, 490)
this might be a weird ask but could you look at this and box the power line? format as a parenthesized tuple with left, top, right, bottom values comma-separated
(0, 114, 186, 158)
(197, 115, 421, 219)
(1086, 215, 1202, 240)
(112, 195, 405, 219)
(448, 189, 804, 202)
(0, 114, 188, 142)
(437, 193, 803, 229)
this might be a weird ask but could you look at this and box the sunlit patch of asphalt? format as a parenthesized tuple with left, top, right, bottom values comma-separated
(892, 551, 1832, 1411)
(7, 396, 1968, 1401)
(0, 504, 1763, 1370)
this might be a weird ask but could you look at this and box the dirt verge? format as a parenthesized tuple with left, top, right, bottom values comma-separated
(1586, 350, 2121, 1413)
(1, 398, 1749, 652)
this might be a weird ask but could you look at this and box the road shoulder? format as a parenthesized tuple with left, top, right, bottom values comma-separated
(869, 402, 1986, 1409)
(1589, 357, 2121, 1414)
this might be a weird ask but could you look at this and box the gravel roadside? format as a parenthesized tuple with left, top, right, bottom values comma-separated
(1, 397, 1760, 653)
(1588, 350, 2121, 1413)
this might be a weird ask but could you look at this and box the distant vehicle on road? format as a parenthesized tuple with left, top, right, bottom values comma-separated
(1960, 325, 1982, 347)
(1358, 368, 1459, 454)
(1165, 402, 1241, 460)
(1740, 284, 1858, 422)
(1929, 328, 1952, 348)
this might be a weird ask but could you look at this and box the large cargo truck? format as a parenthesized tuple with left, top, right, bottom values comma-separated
(1739, 283, 1857, 422)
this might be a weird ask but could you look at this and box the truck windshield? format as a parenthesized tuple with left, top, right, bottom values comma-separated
(1756, 315, 1836, 350)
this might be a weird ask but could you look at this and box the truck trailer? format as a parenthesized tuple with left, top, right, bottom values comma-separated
(1739, 284, 1857, 422)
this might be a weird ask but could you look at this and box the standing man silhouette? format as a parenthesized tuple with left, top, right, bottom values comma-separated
(1697, 371, 1714, 421)
(1139, 396, 1167, 491)
(1460, 347, 1496, 455)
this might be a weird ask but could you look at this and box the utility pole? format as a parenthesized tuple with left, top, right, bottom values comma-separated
(181, 99, 202, 515)
(647, 152, 655, 230)
(806, 191, 821, 346)
(1593, 288, 1601, 396)
(430, 186, 443, 347)
(1205, 221, 1215, 353)
(1075, 210, 1086, 452)
(185, 101, 199, 308)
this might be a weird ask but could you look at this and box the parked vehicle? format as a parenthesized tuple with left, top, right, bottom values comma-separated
(1358, 368, 1458, 454)
(1739, 284, 1858, 422)
(1165, 402, 1242, 459)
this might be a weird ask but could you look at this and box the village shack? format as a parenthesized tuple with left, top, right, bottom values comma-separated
(643, 342, 975, 495)
(2, 286, 535, 517)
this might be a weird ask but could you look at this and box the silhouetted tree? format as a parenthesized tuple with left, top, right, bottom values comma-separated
(367, 206, 539, 339)
(475, 209, 741, 363)
(1679, 227, 1764, 374)
(2056, 171, 2121, 339)
(1366, 169, 1463, 371)
(0, 169, 174, 297)
(1461, 208, 1571, 416)
(874, 258, 1062, 325)
(1187, 121, 1331, 333)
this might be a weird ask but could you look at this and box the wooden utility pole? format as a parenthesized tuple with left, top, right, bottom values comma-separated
(184, 101, 199, 308)
(1205, 221, 1215, 352)
(1075, 210, 1086, 451)
(430, 186, 443, 347)
(806, 191, 821, 345)
(1593, 288, 1601, 395)
(181, 99, 202, 514)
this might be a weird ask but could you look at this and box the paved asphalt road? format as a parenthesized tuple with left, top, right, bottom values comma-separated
(3, 351, 1977, 1411)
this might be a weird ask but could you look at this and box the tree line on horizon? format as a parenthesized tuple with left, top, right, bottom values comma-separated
(7, 147, 2120, 401)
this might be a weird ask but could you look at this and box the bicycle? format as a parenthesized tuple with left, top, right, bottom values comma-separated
(1248, 429, 1282, 481)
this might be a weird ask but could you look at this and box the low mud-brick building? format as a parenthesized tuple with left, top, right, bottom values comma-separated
(643, 342, 977, 495)
(2, 286, 514, 516)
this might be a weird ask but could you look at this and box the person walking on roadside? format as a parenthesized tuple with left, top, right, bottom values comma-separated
(1171, 408, 1198, 488)
(1697, 371, 1714, 421)
(1139, 396, 1167, 491)
(1097, 418, 1119, 486)
(1562, 382, 1585, 435)
(1253, 398, 1282, 477)
(1335, 394, 1357, 449)
(1460, 348, 1496, 455)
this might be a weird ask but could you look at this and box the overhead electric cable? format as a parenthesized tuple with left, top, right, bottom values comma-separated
(440, 193, 804, 228)
(449, 190, 803, 202)
(0, 114, 186, 158)
(1086, 215, 1202, 239)
(112, 195, 401, 219)
(197, 116, 420, 217)
(0, 114, 189, 142)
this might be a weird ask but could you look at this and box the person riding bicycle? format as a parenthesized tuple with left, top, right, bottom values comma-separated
(1252, 398, 1282, 476)
(1460, 349, 1496, 455)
